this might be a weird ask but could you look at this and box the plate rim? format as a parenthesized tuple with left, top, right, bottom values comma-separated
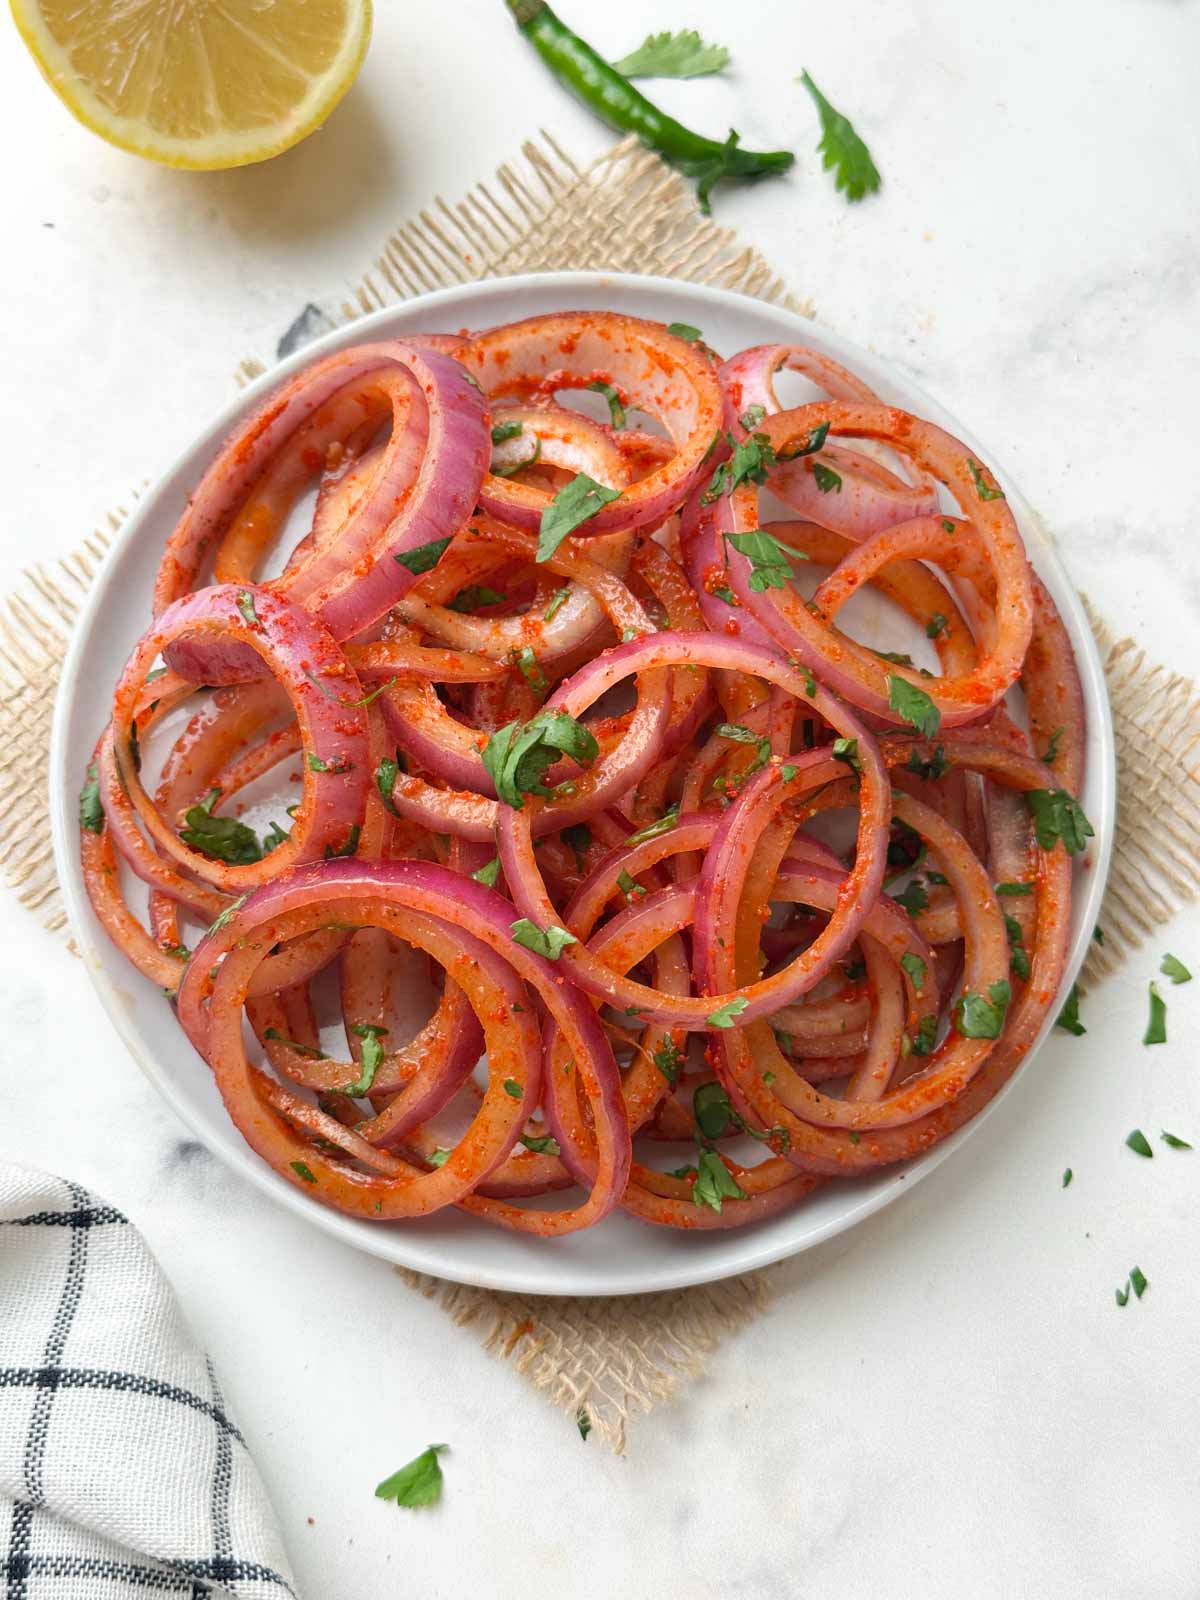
(48, 269, 1116, 1296)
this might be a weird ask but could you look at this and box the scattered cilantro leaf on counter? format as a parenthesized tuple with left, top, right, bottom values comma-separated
(374, 1445, 447, 1509)
(798, 70, 881, 201)
(612, 29, 729, 78)
(1144, 981, 1167, 1046)
(1160, 952, 1192, 985)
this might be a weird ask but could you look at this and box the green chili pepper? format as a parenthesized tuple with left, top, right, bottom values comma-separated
(504, 1, 794, 213)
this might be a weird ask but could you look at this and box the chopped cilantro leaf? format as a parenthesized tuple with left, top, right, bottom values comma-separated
(1025, 789, 1093, 855)
(1144, 981, 1167, 1045)
(512, 645, 548, 697)
(79, 764, 104, 833)
(520, 1132, 561, 1156)
(542, 585, 572, 622)
(179, 791, 262, 865)
(510, 918, 577, 959)
(627, 805, 680, 846)
(798, 70, 881, 201)
(586, 380, 627, 429)
(831, 736, 861, 775)
(956, 979, 1012, 1039)
(905, 745, 948, 781)
(900, 951, 927, 990)
(693, 1080, 733, 1139)
(450, 584, 507, 612)
(537, 474, 622, 562)
(725, 527, 802, 592)
(966, 458, 1005, 501)
(654, 1037, 683, 1084)
(393, 536, 452, 575)
(1056, 983, 1085, 1036)
(482, 709, 599, 809)
(374, 1444, 447, 1509)
(706, 996, 749, 1029)
(612, 30, 729, 78)
(888, 674, 941, 738)
(346, 1024, 386, 1096)
(692, 1149, 747, 1213)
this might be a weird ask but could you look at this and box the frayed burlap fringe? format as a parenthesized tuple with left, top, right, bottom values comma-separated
(397, 1268, 767, 1452)
(4, 133, 1189, 1451)
(1081, 601, 1200, 987)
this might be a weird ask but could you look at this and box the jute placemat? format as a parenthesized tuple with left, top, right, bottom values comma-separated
(5, 134, 1198, 1452)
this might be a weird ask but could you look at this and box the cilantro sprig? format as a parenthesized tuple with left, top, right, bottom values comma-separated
(887, 674, 941, 738)
(1026, 789, 1094, 855)
(510, 918, 578, 960)
(537, 474, 622, 562)
(482, 709, 599, 808)
(612, 29, 729, 78)
(798, 70, 881, 202)
(725, 528, 806, 592)
(179, 789, 262, 865)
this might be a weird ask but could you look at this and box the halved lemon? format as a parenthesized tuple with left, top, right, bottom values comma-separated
(11, 0, 373, 170)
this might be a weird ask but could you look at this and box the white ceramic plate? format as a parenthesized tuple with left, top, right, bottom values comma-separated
(49, 272, 1115, 1297)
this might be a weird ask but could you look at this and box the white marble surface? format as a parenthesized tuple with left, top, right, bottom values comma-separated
(3, 1, 1200, 1594)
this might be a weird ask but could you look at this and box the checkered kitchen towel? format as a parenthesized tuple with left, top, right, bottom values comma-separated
(0, 1164, 297, 1598)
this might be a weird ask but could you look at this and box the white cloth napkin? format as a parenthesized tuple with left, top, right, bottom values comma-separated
(0, 1163, 298, 1599)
